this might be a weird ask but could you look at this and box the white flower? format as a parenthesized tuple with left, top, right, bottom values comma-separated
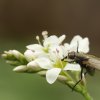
(26, 32, 66, 59)
(26, 31, 66, 52)
(26, 44, 43, 52)
(28, 46, 81, 84)
(65, 35, 89, 53)
(23, 34, 89, 84)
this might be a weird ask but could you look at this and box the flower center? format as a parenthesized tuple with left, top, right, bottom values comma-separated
(52, 49, 67, 69)
(43, 47, 49, 53)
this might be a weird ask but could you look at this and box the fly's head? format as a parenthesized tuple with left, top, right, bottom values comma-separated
(61, 51, 76, 62)
(68, 51, 76, 60)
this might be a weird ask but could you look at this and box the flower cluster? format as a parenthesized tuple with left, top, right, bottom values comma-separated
(2, 31, 94, 100)
(2, 31, 89, 85)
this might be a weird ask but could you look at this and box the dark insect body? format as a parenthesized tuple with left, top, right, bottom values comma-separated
(62, 51, 100, 90)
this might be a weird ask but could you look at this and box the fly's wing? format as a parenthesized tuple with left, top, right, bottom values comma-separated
(83, 55, 100, 70)
(86, 67, 95, 76)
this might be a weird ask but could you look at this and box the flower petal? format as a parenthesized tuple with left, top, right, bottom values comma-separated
(78, 37, 89, 53)
(49, 45, 64, 60)
(46, 68, 61, 84)
(69, 35, 83, 52)
(70, 35, 82, 46)
(64, 63, 81, 71)
(64, 43, 70, 50)
(43, 35, 59, 47)
(35, 57, 53, 69)
(26, 44, 43, 51)
(69, 35, 90, 53)
(58, 35, 66, 44)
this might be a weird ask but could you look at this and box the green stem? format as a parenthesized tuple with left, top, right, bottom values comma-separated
(81, 90, 93, 100)
(63, 72, 93, 100)
(67, 82, 93, 100)
(63, 77, 93, 100)
(38, 71, 93, 100)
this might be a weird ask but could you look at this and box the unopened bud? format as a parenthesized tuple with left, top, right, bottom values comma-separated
(13, 65, 28, 72)
(37, 71, 46, 77)
(24, 50, 35, 62)
(10, 50, 21, 59)
(6, 60, 20, 66)
(2, 54, 7, 59)
(27, 61, 42, 72)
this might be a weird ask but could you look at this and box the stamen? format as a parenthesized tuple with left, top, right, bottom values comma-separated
(42, 31, 48, 39)
(36, 36, 41, 45)
(55, 49, 64, 69)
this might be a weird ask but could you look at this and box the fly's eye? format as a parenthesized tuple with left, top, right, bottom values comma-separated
(68, 52, 75, 59)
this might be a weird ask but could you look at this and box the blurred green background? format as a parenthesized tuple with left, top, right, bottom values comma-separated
(0, 0, 100, 100)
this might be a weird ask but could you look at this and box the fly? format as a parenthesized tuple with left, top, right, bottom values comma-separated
(62, 51, 100, 89)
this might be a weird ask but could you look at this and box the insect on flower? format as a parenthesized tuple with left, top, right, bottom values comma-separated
(62, 35, 100, 89)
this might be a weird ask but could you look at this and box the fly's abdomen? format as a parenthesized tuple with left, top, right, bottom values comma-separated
(84, 57, 100, 70)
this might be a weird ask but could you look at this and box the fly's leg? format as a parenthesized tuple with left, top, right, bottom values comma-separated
(72, 67, 84, 91)
(61, 55, 75, 63)
(72, 67, 88, 91)
(77, 41, 79, 53)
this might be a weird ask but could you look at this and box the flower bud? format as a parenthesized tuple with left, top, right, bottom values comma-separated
(10, 50, 22, 59)
(6, 60, 20, 66)
(37, 71, 46, 76)
(27, 61, 42, 72)
(2, 54, 7, 59)
(24, 50, 35, 62)
(13, 65, 28, 72)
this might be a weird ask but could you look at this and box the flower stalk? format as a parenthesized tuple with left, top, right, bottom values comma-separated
(38, 70, 93, 100)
